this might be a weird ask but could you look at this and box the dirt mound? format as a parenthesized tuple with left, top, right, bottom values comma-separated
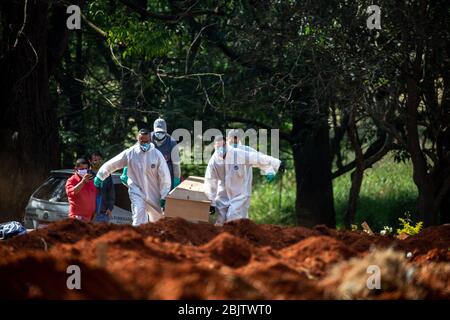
(0, 252, 133, 299)
(202, 232, 253, 268)
(0, 218, 448, 299)
(222, 219, 318, 249)
(414, 262, 450, 299)
(137, 217, 317, 249)
(241, 260, 323, 299)
(4, 219, 125, 250)
(137, 217, 219, 245)
(320, 247, 450, 300)
(280, 236, 357, 277)
(406, 225, 450, 247)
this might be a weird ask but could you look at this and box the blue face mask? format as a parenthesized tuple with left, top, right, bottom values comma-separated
(216, 146, 227, 156)
(231, 143, 238, 148)
(140, 142, 151, 152)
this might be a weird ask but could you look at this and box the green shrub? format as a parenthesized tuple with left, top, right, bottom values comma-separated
(396, 213, 423, 236)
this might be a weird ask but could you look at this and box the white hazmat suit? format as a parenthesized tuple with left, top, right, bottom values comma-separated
(204, 146, 281, 224)
(96, 143, 171, 226)
(232, 143, 257, 214)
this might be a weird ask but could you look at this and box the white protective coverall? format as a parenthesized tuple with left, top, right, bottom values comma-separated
(204, 146, 281, 223)
(233, 144, 257, 214)
(96, 143, 171, 226)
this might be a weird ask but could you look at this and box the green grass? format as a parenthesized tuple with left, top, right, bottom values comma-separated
(333, 156, 417, 231)
(180, 154, 418, 230)
(249, 155, 418, 230)
(250, 169, 297, 226)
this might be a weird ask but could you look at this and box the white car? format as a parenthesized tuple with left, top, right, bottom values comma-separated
(23, 169, 132, 228)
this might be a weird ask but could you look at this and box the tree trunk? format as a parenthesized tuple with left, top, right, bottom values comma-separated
(438, 129, 450, 224)
(344, 112, 365, 228)
(58, 30, 86, 166)
(440, 195, 450, 224)
(405, 76, 441, 226)
(0, 1, 67, 221)
(416, 182, 439, 225)
(292, 113, 336, 228)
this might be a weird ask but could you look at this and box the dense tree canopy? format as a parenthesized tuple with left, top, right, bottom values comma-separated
(0, 0, 449, 226)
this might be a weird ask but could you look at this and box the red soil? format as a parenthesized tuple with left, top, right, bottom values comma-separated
(0, 218, 448, 299)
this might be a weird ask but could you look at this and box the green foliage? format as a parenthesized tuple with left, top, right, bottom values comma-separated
(107, 21, 172, 60)
(249, 155, 417, 228)
(87, 0, 174, 60)
(49, 0, 447, 229)
(250, 169, 297, 226)
(334, 155, 417, 231)
(396, 213, 423, 236)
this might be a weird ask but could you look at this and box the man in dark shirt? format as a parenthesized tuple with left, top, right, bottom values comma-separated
(151, 118, 181, 189)
(90, 151, 115, 222)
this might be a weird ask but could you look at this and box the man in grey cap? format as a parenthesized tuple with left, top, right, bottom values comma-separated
(151, 118, 182, 189)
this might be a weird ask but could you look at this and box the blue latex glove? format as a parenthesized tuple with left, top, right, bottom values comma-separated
(94, 176, 104, 188)
(160, 199, 166, 209)
(265, 173, 276, 183)
(173, 177, 181, 188)
(120, 167, 128, 186)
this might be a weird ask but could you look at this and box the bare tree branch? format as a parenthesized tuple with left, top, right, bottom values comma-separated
(332, 135, 393, 179)
(225, 116, 292, 142)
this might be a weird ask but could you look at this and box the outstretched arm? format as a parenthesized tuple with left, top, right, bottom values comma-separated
(236, 148, 281, 175)
(96, 150, 128, 181)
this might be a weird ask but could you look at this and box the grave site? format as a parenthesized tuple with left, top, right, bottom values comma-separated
(1, 0, 449, 304)
(1, 177, 449, 299)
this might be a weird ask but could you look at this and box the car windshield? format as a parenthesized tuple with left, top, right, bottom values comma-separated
(33, 176, 68, 202)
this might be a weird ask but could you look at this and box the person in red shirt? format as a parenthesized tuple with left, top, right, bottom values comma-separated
(65, 158, 97, 222)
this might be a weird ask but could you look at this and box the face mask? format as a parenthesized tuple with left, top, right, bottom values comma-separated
(216, 146, 227, 156)
(77, 169, 88, 177)
(140, 142, 151, 152)
(231, 143, 238, 148)
(154, 132, 166, 141)
(91, 161, 102, 170)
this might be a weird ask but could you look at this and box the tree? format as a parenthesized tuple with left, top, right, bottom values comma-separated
(362, 0, 450, 225)
(0, 1, 76, 219)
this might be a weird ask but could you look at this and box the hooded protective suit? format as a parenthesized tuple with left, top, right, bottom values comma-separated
(204, 146, 280, 223)
(96, 143, 171, 226)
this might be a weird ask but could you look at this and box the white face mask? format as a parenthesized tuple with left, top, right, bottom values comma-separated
(154, 132, 166, 141)
(77, 169, 88, 177)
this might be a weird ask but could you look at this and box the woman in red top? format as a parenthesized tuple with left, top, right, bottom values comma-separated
(65, 158, 97, 221)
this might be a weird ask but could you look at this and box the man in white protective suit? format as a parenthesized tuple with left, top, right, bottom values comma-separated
(204, 134, 283, 226)
(93, 128, 171, 226)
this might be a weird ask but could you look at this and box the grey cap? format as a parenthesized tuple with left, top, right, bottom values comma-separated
(154, 118, 167, 132)
(227, 129, 243, 140)
(214, 135, 225, 143)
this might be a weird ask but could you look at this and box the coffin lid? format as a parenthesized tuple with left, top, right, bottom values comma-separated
(167, 176, 210, 202)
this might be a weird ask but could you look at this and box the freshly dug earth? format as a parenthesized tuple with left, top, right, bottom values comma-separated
(0, 218, 448, 299)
